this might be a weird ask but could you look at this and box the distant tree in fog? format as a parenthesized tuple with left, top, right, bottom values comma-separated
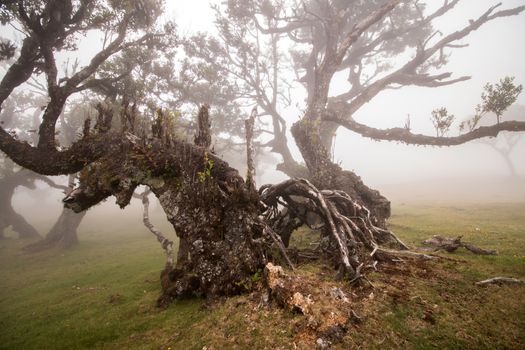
(462, 104, 525, 178)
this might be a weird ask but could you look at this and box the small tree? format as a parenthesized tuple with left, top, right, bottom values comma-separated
(478, 76, 523, 124)
(461, 104, 525, 178)
(430, 107, 454, 137)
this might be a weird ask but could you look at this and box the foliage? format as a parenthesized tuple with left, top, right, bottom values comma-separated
(478, 76, 522, 124)
(430, 107, 454, 137)
(0, 39, 16, 60)
(460, 76, 523, 131)
(459, 114, 482, 132)
(196, 151, 214, 183)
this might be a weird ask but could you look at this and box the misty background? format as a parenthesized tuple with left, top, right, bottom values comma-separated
(3, 0, 525, 238)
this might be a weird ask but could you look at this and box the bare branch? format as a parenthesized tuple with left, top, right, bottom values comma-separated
(0, 37, 40, 108)
(336, 3, 525, 115)
(71, 71, 131, 94)
(32, 173, 69, 192)
(476, 277, 525, 286)
(141, 188, 174, 269)
(336, 0, 401, 61)
(0, 127, 116, 175)
(64, 16, 131, 90)
(326, 111, 525, 146)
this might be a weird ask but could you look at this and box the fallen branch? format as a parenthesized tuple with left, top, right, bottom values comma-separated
(462, 242, 497, 255)
(373, 247, 438, 261)
(476, 277, 525, 286)
(422, 235, 497, 255)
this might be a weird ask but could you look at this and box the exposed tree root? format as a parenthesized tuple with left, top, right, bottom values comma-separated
(263, 225, 295, 271)
(476, 277, 525, 286)
(422, 235, 497, 255)
(260, 178, 408, 282)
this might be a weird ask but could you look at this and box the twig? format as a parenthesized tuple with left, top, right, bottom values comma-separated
(264, 226, 295, 271)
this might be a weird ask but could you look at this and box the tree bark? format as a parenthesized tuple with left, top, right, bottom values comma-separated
(62, 133, 269, 304)
(152, 176, 266, 305)
(291, 120, 392, 229)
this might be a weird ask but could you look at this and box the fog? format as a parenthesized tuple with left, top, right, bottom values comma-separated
(2, 0, 525, 237)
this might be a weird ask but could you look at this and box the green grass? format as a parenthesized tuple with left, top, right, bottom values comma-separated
(1, 202, 524, 349)
(389, 202, 525, 276)
(0, 229, 207, 350)
(362, 202, 525, 350)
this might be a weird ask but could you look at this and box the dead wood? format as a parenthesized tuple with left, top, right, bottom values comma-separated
(263, 262, 366, 347)
(422, 235, 497, 255)
(194, 105, 212, 149)
(475, 277, 525, 286)
(264, 263, 312, 314)
(141, 188, 174, 269)
(245, 107, 257, 191)
(372, 247, 438, 262)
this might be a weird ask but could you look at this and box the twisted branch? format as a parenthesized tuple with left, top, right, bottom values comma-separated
(141, 188, 174, 269)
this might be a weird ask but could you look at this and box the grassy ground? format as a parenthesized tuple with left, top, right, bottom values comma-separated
(0, 202, 524, 349)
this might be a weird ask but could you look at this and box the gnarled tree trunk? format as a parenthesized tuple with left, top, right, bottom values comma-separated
(152, 176, 265, 305)
(56, 106, 404, 306)
(291, 119, 392, 234)
(62, 109, 270, 303)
